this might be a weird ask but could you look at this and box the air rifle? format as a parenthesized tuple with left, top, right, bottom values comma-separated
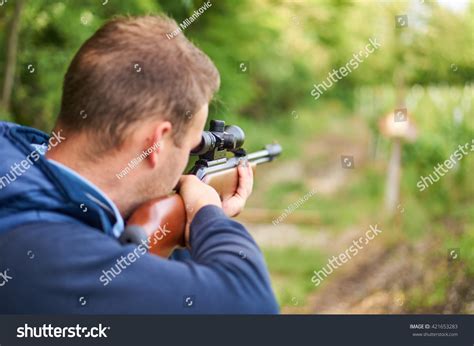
(120, 119, 282, 257)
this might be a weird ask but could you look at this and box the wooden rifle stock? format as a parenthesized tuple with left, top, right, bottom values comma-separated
(120, 144, 282, 258)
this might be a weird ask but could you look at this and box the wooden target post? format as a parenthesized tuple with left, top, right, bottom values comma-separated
(379, 110, 417, 216)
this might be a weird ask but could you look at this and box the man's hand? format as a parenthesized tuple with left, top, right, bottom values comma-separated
(221, 158, 254, 217)
(177, 175, 221, 245)
(178, 159, 254, 245)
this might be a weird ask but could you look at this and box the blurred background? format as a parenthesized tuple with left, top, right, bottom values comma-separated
(0, 0, 472, 313)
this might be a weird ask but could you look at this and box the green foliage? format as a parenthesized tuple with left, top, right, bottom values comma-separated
(1, 0, 473, 129)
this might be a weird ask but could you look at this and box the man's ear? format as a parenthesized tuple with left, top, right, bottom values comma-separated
(146, 121, 172, 168)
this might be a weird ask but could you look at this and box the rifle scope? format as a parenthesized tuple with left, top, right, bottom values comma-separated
(191, 120, 245, 157)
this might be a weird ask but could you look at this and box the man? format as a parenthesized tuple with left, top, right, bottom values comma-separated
(0, 15, 278, 314)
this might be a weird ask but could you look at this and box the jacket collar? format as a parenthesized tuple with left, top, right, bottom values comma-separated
(8, 125, 124, 238)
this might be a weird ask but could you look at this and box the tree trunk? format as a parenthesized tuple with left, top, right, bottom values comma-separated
(1, 0, 25, 113)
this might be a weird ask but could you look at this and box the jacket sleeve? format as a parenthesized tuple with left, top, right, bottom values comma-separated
(0, 205, 279, 314)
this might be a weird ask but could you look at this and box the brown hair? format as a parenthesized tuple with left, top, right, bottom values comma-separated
(56, 15, 220, 152)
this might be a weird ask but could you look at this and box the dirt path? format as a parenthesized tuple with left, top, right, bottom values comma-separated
(242, 115, 383, 313)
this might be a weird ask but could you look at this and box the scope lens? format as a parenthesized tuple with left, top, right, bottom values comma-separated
(190, 131, 214, 155)
(224, 125, 245, 150)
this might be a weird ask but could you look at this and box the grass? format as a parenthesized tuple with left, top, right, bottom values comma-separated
(261, 246, 328, 309)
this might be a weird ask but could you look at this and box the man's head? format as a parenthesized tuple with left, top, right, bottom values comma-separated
(48, 15, 220, 216)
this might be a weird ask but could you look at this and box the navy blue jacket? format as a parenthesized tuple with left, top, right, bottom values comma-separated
(0, 121, 278, 314)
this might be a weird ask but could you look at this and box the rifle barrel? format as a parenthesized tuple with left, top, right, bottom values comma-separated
(247, 144, 282, 164)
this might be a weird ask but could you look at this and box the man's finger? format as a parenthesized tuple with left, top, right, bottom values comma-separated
(237, 159, 253, 198)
